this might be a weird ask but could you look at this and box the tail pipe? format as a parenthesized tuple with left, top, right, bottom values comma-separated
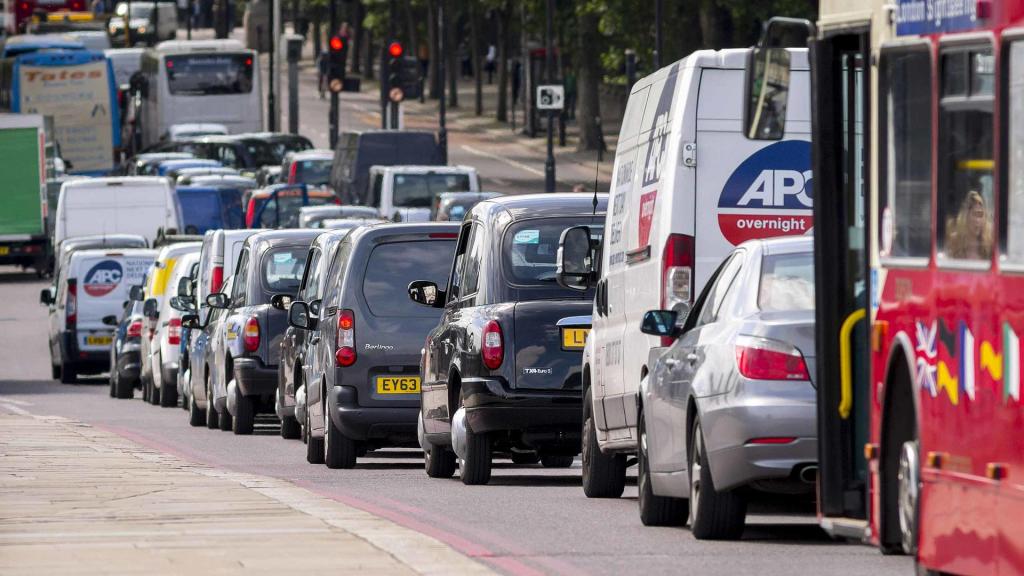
(798, 465, 818, 484)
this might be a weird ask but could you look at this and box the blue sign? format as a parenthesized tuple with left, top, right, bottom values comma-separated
(895, 0, 982, 36)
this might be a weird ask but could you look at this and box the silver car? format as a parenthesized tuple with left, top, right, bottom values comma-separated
(637, 235, 816, 540)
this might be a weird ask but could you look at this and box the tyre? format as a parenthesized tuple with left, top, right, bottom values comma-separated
(280, 416, 301, 440)
(231, 388, 255, 435)
(109, 372, 116, 397)
(188, 387, 205, 426)
(638, 412, 687, 526)
(581, 391, 626, 498)
(511, 452, 540, 465)
(540, 455, 575, 468)
(898, 439, 921, 556)
(306, 404, 324, 464)
(424, 443, 456, 478)
(323, 401, 357, 469)
(205, 381, 219, 429)
(458, 423, 492, 485)
(159, 380, 178, 408)
(114, 372, 134, 399)
(51, 363, 60, 380)
(218, 404, 232, 431)
(60, 364, 77, 384)
(688, 419, 746, 540)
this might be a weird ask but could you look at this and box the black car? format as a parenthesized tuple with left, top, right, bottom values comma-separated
(275, 229, 349, 440)
(411, 194, 607, 485)
(288, 223, 459, 468)
(107, 299, 145, 399)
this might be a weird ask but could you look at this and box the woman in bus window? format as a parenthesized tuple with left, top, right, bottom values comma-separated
(945, 190, 992, 260)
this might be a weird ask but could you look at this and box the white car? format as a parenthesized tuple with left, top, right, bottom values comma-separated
(367, 165, 480, 223)
(562, 48, 813, 498)
(54, 177, 181, 248)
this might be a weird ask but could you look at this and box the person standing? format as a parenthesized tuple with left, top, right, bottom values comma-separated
(485, 44, 496, 84)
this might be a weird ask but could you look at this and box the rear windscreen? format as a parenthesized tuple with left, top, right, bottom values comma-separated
(393, 173, 471, 208)
(503, 219, 603, 287)
(294, 159, 332, 186)
(758, 252, 815, 311)
(362, 240, 455, 317)
(262, 246, 308, 294)
(165, 54, 254, 95)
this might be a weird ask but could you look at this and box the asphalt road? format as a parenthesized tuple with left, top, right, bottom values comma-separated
(0, 273, 912, 575)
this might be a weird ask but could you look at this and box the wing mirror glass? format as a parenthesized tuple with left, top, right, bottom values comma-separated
(640, 310, 681, 338)
(557, 225, 595, 291)
(128, 284, 145, 301)
(206, 292, 229, 309)
(39, 287, 54, 306)
(169, 296, 192, 312)
(287, 300, 315, 330)
(271, 293, 293, 311)
(408, 280, 444, 308)
(142, 298, 159, 319)
(181, 313, 201, 329)
(101, 314, 118, 326)
(177, 276, 192, 299)
(743, 17, 812, 141)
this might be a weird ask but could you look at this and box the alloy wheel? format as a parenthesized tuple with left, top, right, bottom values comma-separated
(898, 439, 920, 555)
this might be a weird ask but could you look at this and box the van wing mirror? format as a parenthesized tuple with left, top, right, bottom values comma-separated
(39, 287, 54, 306)
(206, 292, 229, 309)
(743, 17, 813, 141)
(640, 310, 680, 338)
(128, 284, 145, 301)
(557, 226, 595, 291)
(177, 276, 193, 299)
(287, 300, 315, 330)
(143, 298, 159, 319)
(181, 313, 201, 329)
(408, 280, 444, 308)
(169, 296, 193, 312)
(271, 293, 293, 311)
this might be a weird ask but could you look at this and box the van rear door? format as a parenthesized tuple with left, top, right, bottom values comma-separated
(693, 64, 812, 292)
(75, 253, 152, 353)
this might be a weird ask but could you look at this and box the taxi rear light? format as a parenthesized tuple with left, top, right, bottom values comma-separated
(735, 335, 809, 381)
(243, 317, 260, 352)
(747, 437, 797, 445)
(127, 319, 142, 338)
(167, 317, 182, 345)
(211, 265, 224, 293)
(336, 309, 356, 367)
(482, 320, 503, 370)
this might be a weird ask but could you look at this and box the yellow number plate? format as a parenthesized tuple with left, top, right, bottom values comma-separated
(86, 335, 112, 346)
(561, 328, 589, 350)
(376, 376, 421, 394)
(0, 246, 8, 255)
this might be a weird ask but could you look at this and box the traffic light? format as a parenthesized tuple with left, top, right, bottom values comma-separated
(327, 35, 347, 93)
(384, 40, 421, 103)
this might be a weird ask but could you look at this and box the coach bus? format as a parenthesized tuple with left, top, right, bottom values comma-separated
(137, 39, 262, 148)
(746, 1, 1024, 573)
(0, 49, 120, 174)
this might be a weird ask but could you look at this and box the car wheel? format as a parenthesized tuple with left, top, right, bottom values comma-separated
(688, 419, 746, 540)
(581, 390, 626, 498)
(60, 364, 77, 384)
(638, 412, 687, 526)
(306, 402, 324, 464)
(540, 455, 575, 468)
(188, 386, 205, 426)
(280, 416, 301, 440)
(511, 452, 540, 465)
(323, 400, 356, 469)
(424, 442, 456, 478)
(232, 388, 255, 435)
(218, 401, 233, 431)
(115, 372, 134, 399)
(458, 393, 492, 485)
(159, 377, 178, 408)
(109, 370, 116, 397)
(51, 362, 60, 380)
(205, 380, 219, 429)
(898, 439, 921, 556)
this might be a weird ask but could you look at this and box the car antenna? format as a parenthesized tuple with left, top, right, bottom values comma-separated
(592, 156, 600, 216)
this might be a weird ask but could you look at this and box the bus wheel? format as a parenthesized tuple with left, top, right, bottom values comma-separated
(898, 438, 920, 556)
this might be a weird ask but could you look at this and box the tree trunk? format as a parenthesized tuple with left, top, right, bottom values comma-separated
(445, 2, 458, 108)
(403, 0, 418, 57)
(697, 0, 731, 49)
(575, 7, 603, 152)
(312, 11, 322, 57)
(364, 29, 374, 80)
(352, 1, 363, 73)
(426, 0, 439, 98)
(470, 2, 482, 116)
(495, 4, 509, 122)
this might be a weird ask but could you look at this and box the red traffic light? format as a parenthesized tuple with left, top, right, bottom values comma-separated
(330, 36, 344, 52)
(387, 41, 404, 58)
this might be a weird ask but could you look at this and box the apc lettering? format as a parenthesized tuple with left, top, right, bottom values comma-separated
(735, 217, 808, 233)
(24, 70, 103, 82)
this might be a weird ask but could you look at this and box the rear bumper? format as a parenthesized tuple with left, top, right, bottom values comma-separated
(463, 377, 582, 439)
(329, 385, 418, 445)
(233, 357, 277, 396)
(60, 332, 109, 373)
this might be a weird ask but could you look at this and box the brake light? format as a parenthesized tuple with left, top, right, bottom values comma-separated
(167, 317, 182, 345)
(66, 279, 77, 329)
(747, 437, 797, 445)
(660, 234, 695, 346)
(429, 232, 459, 239)
(69, 0, 83, 9)
(243, 317, 260, 352)
(288, 162, 297, 184)
(127, 319, 143, 338)
(211, 265, 224, 293)
(735, 336, 809, 381)
(481, 320, 504, 370)
(335, 309, 356, 367)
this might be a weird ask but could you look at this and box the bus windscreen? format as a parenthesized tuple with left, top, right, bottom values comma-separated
(165, 54, 253, 96)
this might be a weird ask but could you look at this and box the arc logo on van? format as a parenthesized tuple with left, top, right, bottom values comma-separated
(83, 261, 123, 297)
(717, 140, 813, 246)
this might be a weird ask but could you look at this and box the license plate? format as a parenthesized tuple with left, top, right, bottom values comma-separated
(561, 328, 589, 350)
(376, 376, 420, 394)
(0, 246, 8, 255)
(86, 335, 112, 346)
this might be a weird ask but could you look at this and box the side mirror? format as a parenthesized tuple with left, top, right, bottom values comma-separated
(288, 300, 315, 330)
(181, 313, 201, 329)
(206, 292, 229, 309)
(743, 17, 812, 141)
(143, 298, 159, 319)
(408, 280, 444, 308)
(129, 285, 145, 301)
(102, 314, 119, 326)
(640, 310, 681, 338)
(556, 226, 595, 291)
(177, 276, 192, 299)
(271, 293, 293, 311)
(169, 296, 191, 312)
(39, 287, 54, 306)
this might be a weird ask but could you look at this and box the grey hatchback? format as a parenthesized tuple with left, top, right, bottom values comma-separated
(637, 235, 816, 540)
(288, 222, 459, 468)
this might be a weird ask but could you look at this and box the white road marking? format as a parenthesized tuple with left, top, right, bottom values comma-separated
(461, 144, 545, 177)
(0, 401, 33, 416)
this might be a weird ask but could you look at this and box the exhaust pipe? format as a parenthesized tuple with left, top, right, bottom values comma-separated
(799, 465, 818, 484)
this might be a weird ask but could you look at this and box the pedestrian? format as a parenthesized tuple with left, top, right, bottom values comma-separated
(90, 0, 105, 15)
(317, 50, 328, 99)
(485, 44, 496, 84)
(418, 42, 430, 77)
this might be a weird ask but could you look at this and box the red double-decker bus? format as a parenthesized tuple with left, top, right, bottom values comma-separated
(746, 1, 1024, 573)
(4, 0, 87, 34)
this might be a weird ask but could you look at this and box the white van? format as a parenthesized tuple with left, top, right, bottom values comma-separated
(569, 49, 811, 497)
(55, 177, 181, 247)
(43, 248, 157, 384)
(367, 165, 480, 222)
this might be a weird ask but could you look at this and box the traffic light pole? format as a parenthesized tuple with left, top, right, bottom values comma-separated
(437, 0, 447, 163)
(544, 0, 555, 193)
(328, 0, 339, 149)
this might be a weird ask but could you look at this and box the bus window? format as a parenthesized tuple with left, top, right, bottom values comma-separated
(879, 46, 932, 260)
(938, 46, 994, 263)
(1003, 42, 1024, 265)
(165, 54, 254, 95)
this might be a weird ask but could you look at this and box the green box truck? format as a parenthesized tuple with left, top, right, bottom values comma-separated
(0, 114, 48, 274)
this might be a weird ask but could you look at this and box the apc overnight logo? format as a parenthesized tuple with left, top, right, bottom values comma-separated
(717, 140, 813, 246)
(83, 260, 123, 297)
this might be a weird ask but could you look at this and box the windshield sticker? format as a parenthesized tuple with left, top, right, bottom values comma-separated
(83, 260, 123, 297)
(514, 230, 540, 244)
(273, 252, 294, 263)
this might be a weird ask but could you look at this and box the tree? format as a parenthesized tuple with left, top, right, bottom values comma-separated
(470, 2, 483, 115)
(575, 3, 603, 152)
(494, 0, 511, 122)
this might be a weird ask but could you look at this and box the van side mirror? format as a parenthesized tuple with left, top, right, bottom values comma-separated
(39, 287, 54, 306)
(143, 298, 159, 319)
(181, 313, 201, 329)
(169, 296, 192, 312)
(743, 17, 813, 140)
(102, 315, 119, 326)
(206, 292, 229, 309)
(557, 226, 595, 291)
(640, 310, 681, 338)
(177, 276, 193, 299)
(271, 293, 293, 311)
(408, 280, 444, 308)
(288, 300, 315, 330)
(129, 285, 145, 301)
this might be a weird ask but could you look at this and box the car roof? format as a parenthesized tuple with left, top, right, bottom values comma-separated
(60, 234, 148, 253)
(246, 229, 322, 250)
(64, 176, 168, 190)
(749, 234, 814, 256)
(289, 149, 333, 160)
(375, 164, 475, 174)
(155, 241, 202, 259)
(70, 247, 156, 261)
(472, 193, 609, 221)
(344, 222, 460, 245)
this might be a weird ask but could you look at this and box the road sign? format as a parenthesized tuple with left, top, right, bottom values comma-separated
(536, 85, 564, 110)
